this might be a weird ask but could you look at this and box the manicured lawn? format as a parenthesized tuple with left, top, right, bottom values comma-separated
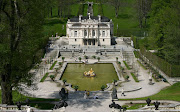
(93, 4, 99, 16)
(119, 82, 180, 101)
(102, 0, 141, 36)
(40, 73, 49, 82)
(50, 61, 57, 70)
(137, 60, 147, 70)
(122, 103, 153, 110)
(123, 61, 131, 70)
(43, 18, 67, 37)
(61, 63, 118, 91)
(0, 90, 58, 109)
(83, 4, 88, 16)
(0, 90, 59, 105)
(134, 51, 140, 58)
(43, 4, 80, 37)
(44, 0, 143, 37)
(130, 73, 139, 82)
(28, 103, 54, 110)
(71, 4, 81, 16)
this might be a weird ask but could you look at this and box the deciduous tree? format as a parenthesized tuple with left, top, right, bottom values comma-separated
(0, 0, 47, 104)
(108, 0, 126, 18)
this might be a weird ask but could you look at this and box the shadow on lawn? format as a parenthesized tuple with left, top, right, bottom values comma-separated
(44, 19, 66, 26)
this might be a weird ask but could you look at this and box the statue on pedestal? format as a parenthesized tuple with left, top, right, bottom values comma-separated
(111, 88, 118, 99)
(149, 73, 153, 85)
(59, 88, 68, 100)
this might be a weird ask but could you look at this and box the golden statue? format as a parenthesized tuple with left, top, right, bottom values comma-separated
(84, 68, 96, 77)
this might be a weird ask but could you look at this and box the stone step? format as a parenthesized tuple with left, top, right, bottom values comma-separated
(67, 91, 111, 99)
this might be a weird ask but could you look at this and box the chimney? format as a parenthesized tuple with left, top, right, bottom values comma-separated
(98, 15, 101, 22)
(79, 15, 82, 22)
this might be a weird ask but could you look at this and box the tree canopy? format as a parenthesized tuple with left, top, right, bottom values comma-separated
(148, 0, 180, 64)
(0, 0, 49, 104)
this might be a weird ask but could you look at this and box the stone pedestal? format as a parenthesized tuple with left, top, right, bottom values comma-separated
(149, 79, 153, 85)
(111, 108, 120, 112)
(53, 107, 65, 112)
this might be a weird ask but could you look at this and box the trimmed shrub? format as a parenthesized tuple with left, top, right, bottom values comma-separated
(101, 85, 106, 91)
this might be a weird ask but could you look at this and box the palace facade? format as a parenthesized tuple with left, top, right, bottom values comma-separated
(66, 13, 114, 46)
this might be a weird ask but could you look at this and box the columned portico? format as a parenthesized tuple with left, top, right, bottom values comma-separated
(83, 39, 97, 45)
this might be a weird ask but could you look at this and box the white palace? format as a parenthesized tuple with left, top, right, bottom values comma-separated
(66, 2, 113, 46)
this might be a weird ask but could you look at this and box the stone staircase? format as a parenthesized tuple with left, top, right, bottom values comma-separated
(68, 91, 111, 99)
(122, 50, 136, 66)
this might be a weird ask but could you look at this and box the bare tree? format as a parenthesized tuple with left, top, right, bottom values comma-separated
(135, 0, 153, 28)
(57, 0, 75, 18)
(108, 0, 126, 18)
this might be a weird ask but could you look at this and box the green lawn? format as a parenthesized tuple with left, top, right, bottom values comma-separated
(83, 4, 88, 16)
(50, 61, 57, 70)
(0, 90, 58, 105)
(102, 0, 140, 36)
(71, 4, 81, 17)
(130, 72, 139, 82)
(122, 103, 153, 110)
(0, 90, 57, 109)
(43, 4, 80, 37)
(119, 82, 180, 101)
(43, 18, 67, 36)
(40, 73, 49, 82)
(123, 61, 131, 70)
(28, 103, 54, 110)
(43, 0, 143, 37)
(93, 4, 99, 16)
(137, 60, 147, 70)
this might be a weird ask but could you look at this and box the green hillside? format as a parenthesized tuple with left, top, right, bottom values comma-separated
(43, 0, 142, 37)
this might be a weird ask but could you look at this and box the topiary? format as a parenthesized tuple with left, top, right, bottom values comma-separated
(125, 75, 129, 81)
(50, 75, 55, 81)
(63, 79, 67, 84)
(74, 85, 79, 91)
(101, 85, 106, 91)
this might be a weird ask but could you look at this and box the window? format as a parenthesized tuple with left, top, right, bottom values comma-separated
(92, 30, 95, 36)
(102, 31, 105, 37)
(84, 30, 87, 36)
(74, 31, 77, 37)
(75, 39, 77, 41)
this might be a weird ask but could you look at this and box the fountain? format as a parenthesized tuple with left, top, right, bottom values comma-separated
(84, 68, 96, 77)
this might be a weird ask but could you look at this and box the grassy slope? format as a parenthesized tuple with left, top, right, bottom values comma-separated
(93, 4, 99, 16)
(0, 90, 58, 105)
(43, 18, 67, 36)
(0, 90, 57, 109)
(43, 0, 141, 37)
(43, 4, 80, 36)
(119, 82, 180, 101)
(83, 4, 88, 16)
(102, 0, 140, 36)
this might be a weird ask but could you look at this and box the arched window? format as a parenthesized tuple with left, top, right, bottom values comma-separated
(102, 31, 105, 37)
(92, 30, 95, 36)
(74, 31, 77, 37)
(84, 30, 87, 36)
